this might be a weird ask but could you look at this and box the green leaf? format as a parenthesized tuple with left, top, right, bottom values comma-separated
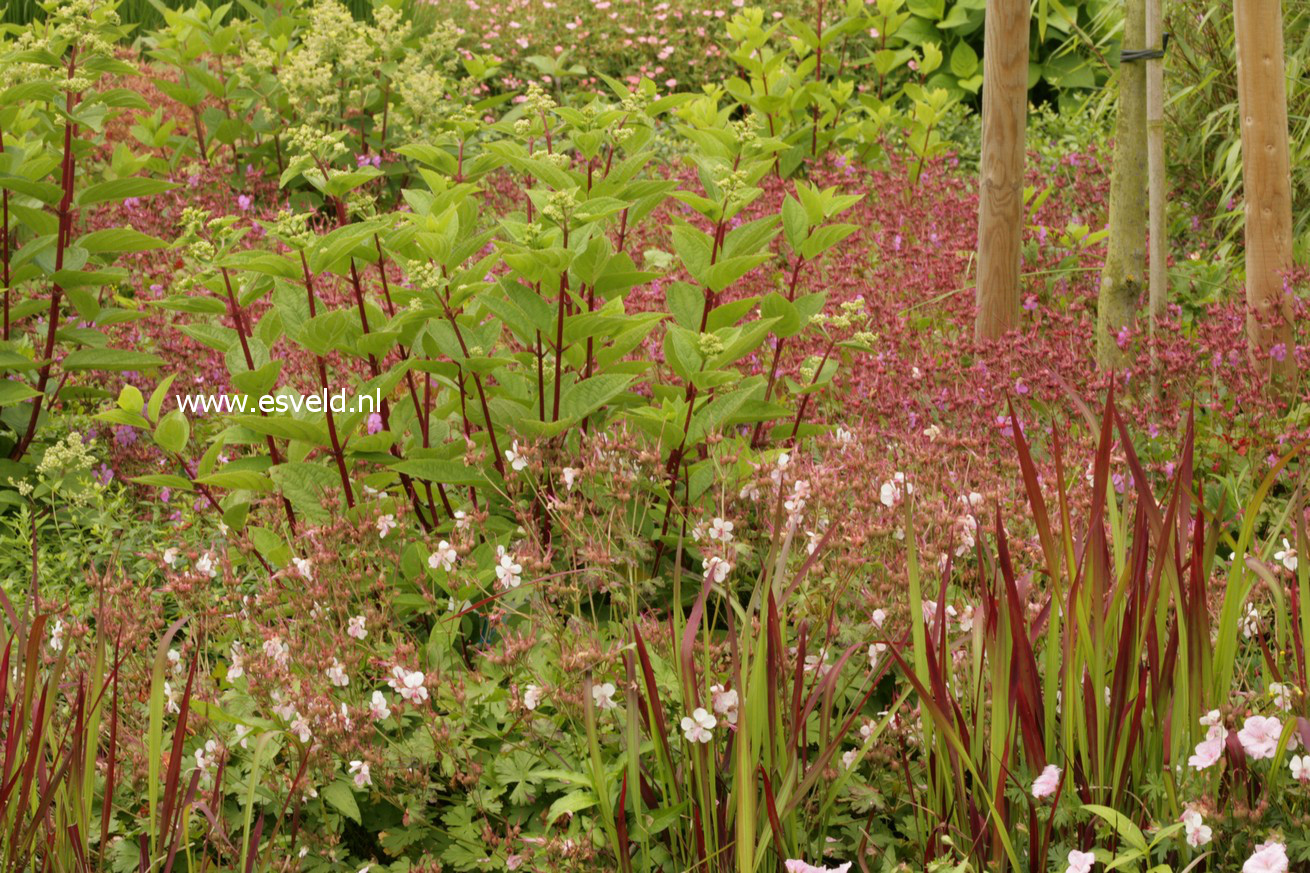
(0, 379, 39, 405)
(667, 282, 703, 331)
(195, 470, 275, 492)
(950, 41, 979, 78)
(153, 410, 190, 454)
(321, 780, 361, 825)
(76, 177, 179, 207)
(117, 384, 144, 414)
(560, 374, 634, 421)
(62, 349, 164, 371)
(268, 462, 340, 523)
(1081, 805, 1148, 853)
(546, 790, 596, 826)
(390, 459, 486, 487)
(78, 228, 168, 254)
(229, 414, 326, 445)
(148, 374, 176, 422)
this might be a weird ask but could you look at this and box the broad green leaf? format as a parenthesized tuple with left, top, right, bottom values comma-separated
(76, 177, 179, 207)
(153, 410, 190, 454)
(62, 349, 164, 371)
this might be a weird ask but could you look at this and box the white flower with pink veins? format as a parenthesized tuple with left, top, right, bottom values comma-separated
(680, 707, 716, 743)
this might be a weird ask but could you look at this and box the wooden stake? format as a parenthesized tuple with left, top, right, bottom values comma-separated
(1145, 0, 1166, 328)
(1234, 0, 1297, 383)
(974, 0, 1030, 341)
(1095, 0, 1147, 368)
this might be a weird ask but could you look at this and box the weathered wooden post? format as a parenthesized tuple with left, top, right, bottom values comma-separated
(1234, 0, 1297, 383)
(974, 0, 1030, 341)
(1146, 0, 1166, 328)
(1096, 0, 1147, 368)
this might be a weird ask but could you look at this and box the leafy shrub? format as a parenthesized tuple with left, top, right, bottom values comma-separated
(0, 0, 172, 477)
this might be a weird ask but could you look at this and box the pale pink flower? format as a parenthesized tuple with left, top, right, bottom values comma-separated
(592, 682, 617, 711)
(1031, 764, 1061, 798)
(1065, 850, 1095, 873)
(369, 691, 391, 721)
(429, 540, 458, 571)
(783, 861, 851, 873)
(348, 760, 371, 788)
(524, 684, 544, 711)
(1189, 726, 1224, 770)
(347, 615, 367, 640)
(326, 658, 349, 687)
(710, 684, 739, 725)
(1181, 809, 1212, 847)
(1242, 840, 1289, 873)
(1239, 715, 1282, 759)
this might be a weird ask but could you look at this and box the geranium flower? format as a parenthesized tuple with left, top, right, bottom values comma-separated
(708, 517, 734, 542)
(1238, 715, 1282, 759)
(703, 556, 731, 583)
(524, 684, 544, 711)
(292, 556, 312, 580)
(369, 691, 391, 721)
(348, 760, 371, 788)
(680, 707, 716, 743)
(592, 682, 617, 710)
(1290, 754, 1310, 782)
(1181, 809, 1211, 847)
(289, 715, 312, 743)
(1031, 764, 1060, 798)
(347, 615, 367, 640)
(1065, 850, 1095, 873)
(390, 667, 428, 705)
(429, 540, 458, 572)
(326, 658, 348, 687)
(1274, 538, 1298, 573)
(376, 514, 397, 538)
(561, 466, 579, 490)
(710, 684, 738, 725)
(1189, 725, 1224, 770)
(505, 440, 528, 472)
(495, 546, 523, 590)
(1243, 841, 1288, 873)
(783, 861, 851, 873)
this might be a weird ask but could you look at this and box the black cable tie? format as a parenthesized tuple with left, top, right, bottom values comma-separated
(1121, 33, 1170, 62)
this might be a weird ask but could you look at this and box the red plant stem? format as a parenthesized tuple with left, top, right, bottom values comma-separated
(535, 329, 545, 420)
(812, 0, 825, 155)
(298, 252, 355, 508)
(373, 236, 452, 519)
(14, 50, 79, 461)
(2, 126, 9, 340)
(220, 267, 298, 532)
(787, 337, 837, 443)
(551, 270, 568, 421)
(751, 255, 807, 447)
(438, 287, 505, 478)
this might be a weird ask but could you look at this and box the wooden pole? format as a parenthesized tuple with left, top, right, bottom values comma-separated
(1146, 0, 1166, 328)
(974, 0, 1029, 341)
(1095, 0, 1147, 368)
(1234, 0, 1297, 383)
